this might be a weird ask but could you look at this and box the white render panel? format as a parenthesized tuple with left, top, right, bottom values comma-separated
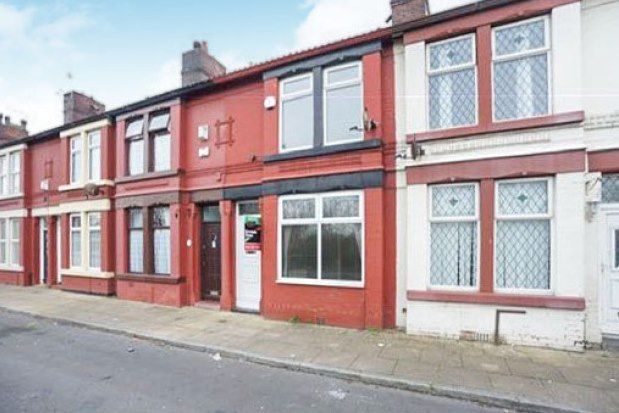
(395, 170, 409, 327)
(554, 172, 586, 297)
(394, 39, 407, 145)
(551, 2, 583, 114)
(406, 301, 585, 350)
(407, 184, 428, 291)
(404, 42, 426, 134)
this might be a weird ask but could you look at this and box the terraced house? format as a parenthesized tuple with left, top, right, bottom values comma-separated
(1, 0, 618, 351)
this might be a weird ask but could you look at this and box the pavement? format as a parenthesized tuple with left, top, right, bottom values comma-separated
(0, 311, 503, 413)
(0, 285, 617, 413)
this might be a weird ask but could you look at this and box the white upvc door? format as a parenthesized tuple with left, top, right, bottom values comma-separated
(235, 202, 261, 312)
(601, 210, 619, 334)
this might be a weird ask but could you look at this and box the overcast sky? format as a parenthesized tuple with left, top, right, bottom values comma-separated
(0, 0, 475, 133)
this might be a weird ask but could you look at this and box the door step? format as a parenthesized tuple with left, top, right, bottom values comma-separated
(194, 301, 220, 311)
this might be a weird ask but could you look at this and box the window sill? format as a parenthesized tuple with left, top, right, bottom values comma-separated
(408, 111, 585, 143)
(58, 180, 115, 192)
(60, 268, 114, 279)
(407, 290, 585, 310)
(116, 273, 183, 284)
(264, 139, 381, 163)
(115, 169, 181, 184)
(277, 278, 364, 289)
(0, 265, 24, 273)
(0, 193, 23, 201)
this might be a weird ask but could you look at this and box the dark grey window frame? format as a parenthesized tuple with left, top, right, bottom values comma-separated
(265, 41, 381, 155)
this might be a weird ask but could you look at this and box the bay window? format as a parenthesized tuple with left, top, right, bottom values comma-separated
(427, 34, 477, 130)
(279, 61, 364, 153)
(0, 218, 20, 267)
(70, 214, 82, 267)
(280, 74, 314, 151)
(495, 178, 552, 291)
(428, 183, 479, 288)
(279, 191, 363, 285)
(127, 206, 171, 276)
(493, 16, 550, 121)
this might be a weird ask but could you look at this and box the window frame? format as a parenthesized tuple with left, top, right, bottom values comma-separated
(87, 212, 101, 271)
(9, 218, 20, 267)
(127, 208, 144, 274)
(278, 72, 315, 153)
(0, 155, 7, 195)
(277, 190, 365, 288)
(151, 206, 171, 275)
(427, 182, 480, 291)
(425, 32, 479, 131)
(493, 176, 554, 295)
(491, 15, 553, 123)
(125, 118, 145, 176)
(87, 130, 101, 181)
(322, 61, 365, 147)
(69, 213, 82, 268)
(69, 135, 82, 184)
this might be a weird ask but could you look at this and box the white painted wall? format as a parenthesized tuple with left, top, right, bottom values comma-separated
(552, 2, 583, 114)
(407, 301, 586, 350)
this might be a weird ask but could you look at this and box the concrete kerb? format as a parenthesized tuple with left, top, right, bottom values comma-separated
(0, 306, 585, 413)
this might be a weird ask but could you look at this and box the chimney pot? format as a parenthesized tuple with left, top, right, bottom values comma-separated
(0, 113, 28, 141)
(390, 0, 428, 25)
(5, 116, 10, 125)
(20, 120, 27, 128)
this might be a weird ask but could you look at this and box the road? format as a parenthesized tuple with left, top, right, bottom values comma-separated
(0, 311, 506, 413)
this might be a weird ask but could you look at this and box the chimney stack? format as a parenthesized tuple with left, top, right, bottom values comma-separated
(63, 91, 105, 124)
(0, 114, 28, 142)
(181, 41, 226, 87)
(390, 0, 429, 25)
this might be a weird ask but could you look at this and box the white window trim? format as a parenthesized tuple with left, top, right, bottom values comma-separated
(0, 149, 23, 199)
(69, 135, 82, 184)
(425, 33, 479, 131)
(427, 182, 480, 291)
(0, 218, 21, 271)
(67, 128, 103, 187)
(279, 72, 315, 153)
(87, 212, 101, 271)
(322, 61, 365, 147)
(88, 130, 101, 181)
(491, 15, 553, 122)
(69, 213, 82, 269)
(493, 177, 555, 295)
(277, 190, 365, 288)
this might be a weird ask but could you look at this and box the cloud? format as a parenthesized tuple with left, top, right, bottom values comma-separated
(148, 58, 181, 95)
(429, 0, 479, 13)
(294, 0, 391, 50)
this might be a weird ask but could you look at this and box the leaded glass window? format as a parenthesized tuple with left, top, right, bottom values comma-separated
(152, 207, 170, 275)
(70, 214, 82, 267)
(495, 179, 552, 290)
(493, 17, 550, 121)
(427, 34, 477, 130)
(429, 184, 478, 287)
(88, 213, 101, 270)
(128, 209, 143, 273)
(602, 174, 619, 203)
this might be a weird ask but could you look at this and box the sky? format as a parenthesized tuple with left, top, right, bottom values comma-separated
(0, 0, 474, 133)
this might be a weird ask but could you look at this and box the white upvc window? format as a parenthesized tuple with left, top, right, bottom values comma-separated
(494, 177, 553, 292)
(426, 33, 477, 130)
(428, 183, 479, 289)
(88, 131, 101, 181)
(0, 218, 20, 268)
(279, 73, 314, 152)
(152, 206, 171, 275)
(492, 16, 551, 121)
(278, 191, 364, 287)
(70, 136, 82, 184)
(87, 212, 101, 270)
(0, 150, 21, 197)
(323, 61, 364, 145)
(70, 214, 82, 268)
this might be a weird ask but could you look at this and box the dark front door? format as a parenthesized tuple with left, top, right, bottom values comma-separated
(201, 221, 222, 300)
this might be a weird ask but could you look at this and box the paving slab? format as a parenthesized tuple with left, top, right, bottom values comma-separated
(0, 285, 618, 413)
